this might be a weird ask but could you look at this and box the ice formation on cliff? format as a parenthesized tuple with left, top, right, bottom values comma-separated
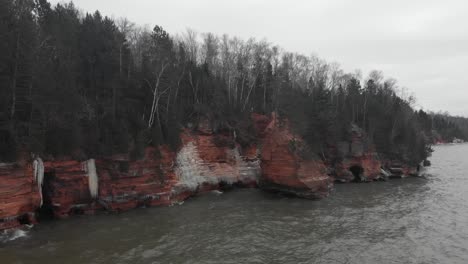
(33, 157, 44, 206)
(175, 142, 214, 190)
(229, 147, 260, 183)
(84, 159, 99, 198)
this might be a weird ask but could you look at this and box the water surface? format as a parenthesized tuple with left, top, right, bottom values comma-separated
(1, 144, 468, 264)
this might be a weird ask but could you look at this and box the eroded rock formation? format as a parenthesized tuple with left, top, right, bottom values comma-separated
(0, 113, 424, 230)
(96, 147, 177, 212)
(42, 160, 97, 218)
(333, 125, 382, 182)
(22, 123, 260, 220)
(174, 120, 260, 193)
(0, 162, 40, 230)
(254, 113, 332, 199)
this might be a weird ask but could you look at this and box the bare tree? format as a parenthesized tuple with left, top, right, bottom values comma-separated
(201, 32, 219, 72)
(182, 28, 199, 63)
(147, 62, 169, 130)
(116, 17, 135, 77)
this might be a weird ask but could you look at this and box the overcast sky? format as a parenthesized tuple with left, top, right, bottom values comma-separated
(50, 0, 468, 116)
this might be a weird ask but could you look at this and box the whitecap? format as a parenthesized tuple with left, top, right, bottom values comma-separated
(1, 229, 29, 243)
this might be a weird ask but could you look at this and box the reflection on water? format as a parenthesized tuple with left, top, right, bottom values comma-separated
(1, 144, 468, 264)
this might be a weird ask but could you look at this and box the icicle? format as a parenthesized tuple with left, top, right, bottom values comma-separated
(33, 157, 44, 206)
(84, 159, 99, 199)
(231, 146, 260, 183)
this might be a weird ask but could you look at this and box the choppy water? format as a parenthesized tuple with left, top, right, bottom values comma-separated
(1, 144, 468, 264)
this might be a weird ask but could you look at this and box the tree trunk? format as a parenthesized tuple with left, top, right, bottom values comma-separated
(242, 72, 259, 112)
(148, 63, 167, 128)
(263, 81, 267, 112)
(362, 92, 368, 129)
(10, 32, 20, 120)
(174, 67, 185, 105)
(112, 84, 117, 122)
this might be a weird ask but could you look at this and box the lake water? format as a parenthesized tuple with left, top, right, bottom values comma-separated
(1, 144, 468, 264)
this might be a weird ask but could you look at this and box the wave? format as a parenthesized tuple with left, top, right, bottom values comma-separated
(0, 226, 32, 243)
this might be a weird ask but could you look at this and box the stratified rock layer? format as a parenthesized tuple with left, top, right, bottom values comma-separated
(334, 153, 382, 182)
(34, 123, 261, 220)
(43, 160, 97, 218)
(254, 114, 332, 199)
(97, 147, 176, 212)
(0, 113, 424, 231)
(333, 125, 382, 182)
(174, 121, 259, 194)
(0, 163, 40, 230)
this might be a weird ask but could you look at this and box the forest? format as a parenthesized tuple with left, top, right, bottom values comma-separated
(1, 0, 466, 164)
(427, 113, 468, 143)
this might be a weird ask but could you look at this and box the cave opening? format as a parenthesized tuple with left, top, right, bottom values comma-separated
(349, 165, 364, 182)
(69, 207, 85, 215)
(17, 214, 32, 225)
(36, 171, 55, 220)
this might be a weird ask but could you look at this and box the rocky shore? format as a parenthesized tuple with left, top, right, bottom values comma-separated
(0, 113, 423, 231)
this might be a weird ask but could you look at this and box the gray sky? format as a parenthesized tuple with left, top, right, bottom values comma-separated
(50, 0, 468, 116)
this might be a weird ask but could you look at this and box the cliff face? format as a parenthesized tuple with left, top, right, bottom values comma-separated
(254, 114, 332, 199)
(333, 125, 382, 182)
(0, 163, 40, 230)
(0, 114, 423, 230)
(334, 153, 382, 182)
(175, 120, 259, 192)
(96, 147, 176, 212)
(41, 160, 97, 218)
(22, 122, 261, 219)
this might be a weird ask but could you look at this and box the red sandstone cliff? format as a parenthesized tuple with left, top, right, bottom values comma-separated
(24, 122, 261, 220)
(333, 125, 382, 182)
(0, 163, 40, 230)
(0, 114, 423, 231)
(41, 160, 98, 218)
(173, 120, 259, 195)
(96, 146, 177, 212)
(253, 113, 333, 199)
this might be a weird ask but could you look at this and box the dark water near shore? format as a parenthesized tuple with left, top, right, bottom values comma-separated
(2, 144, 468, 264)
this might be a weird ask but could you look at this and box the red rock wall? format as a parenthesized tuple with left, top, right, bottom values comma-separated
(334, 153, 382, 182)
(38, 126, 261, 219)
(97, 146, 177, 212)
(43, 160, 97, 218)
(0, 163, 40, 230)
(0, 113, 423, 231)
(173, 126, 260, 196)
(22, 148, 178, 219)
(333, 125, 383, 182)
(255, 114, 332, 199)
